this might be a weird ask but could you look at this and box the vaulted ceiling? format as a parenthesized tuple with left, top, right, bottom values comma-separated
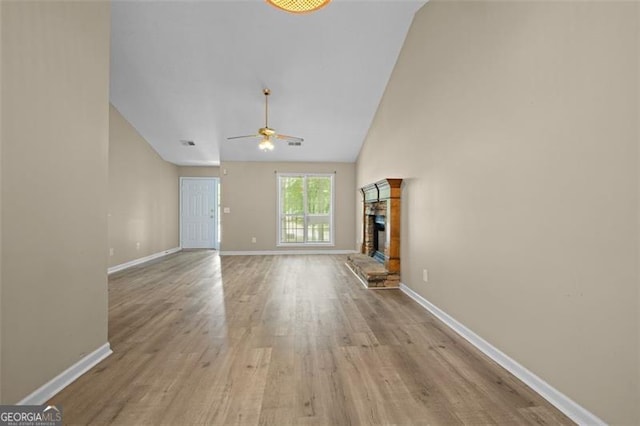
(110, 1, 425, 165)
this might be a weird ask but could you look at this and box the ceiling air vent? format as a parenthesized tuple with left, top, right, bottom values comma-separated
(180, 140, 196, 146)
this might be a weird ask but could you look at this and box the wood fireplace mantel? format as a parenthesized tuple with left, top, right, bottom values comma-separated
(348, 178, 402, 288)
(361, 178, 403, 204)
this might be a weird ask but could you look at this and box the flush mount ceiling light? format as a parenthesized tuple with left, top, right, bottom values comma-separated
(266, 0, 331, 14)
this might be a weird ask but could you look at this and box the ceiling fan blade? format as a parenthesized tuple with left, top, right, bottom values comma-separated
(276, 134, 304, 143)
(226, 134, 260, 140)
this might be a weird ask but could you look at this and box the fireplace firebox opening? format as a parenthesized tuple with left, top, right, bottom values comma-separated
(373, 215, 386, 263)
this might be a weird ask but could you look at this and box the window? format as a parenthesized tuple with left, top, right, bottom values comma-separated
(278, 173, 334, 245)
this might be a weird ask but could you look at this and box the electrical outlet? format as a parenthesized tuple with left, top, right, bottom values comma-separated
(109, 248, 114, 256)
(251, 237, 257, 243)
(223, 207, 231, 214)
(422, 269, 429, 283)
(136, 242, 141, 250)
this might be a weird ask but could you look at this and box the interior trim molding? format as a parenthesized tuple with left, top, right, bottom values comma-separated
(345, 262, 369, 289)
(18, 343, 112, 405)
(108, 247, 182, 274)
(220, 249, 357, 256)
(399, 283, 606, 426)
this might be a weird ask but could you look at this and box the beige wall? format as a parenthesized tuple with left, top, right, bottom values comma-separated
(109, 105, 180, 267)
(178, 166, 220, 178)
(357, 2, 639, 424)
(220, 162, 356, 252)
(1, 1, 110, 403)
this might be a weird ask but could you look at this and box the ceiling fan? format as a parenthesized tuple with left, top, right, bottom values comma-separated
(227, 88, 304, 151)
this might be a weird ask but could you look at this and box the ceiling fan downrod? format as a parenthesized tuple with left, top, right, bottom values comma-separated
(264, 88, 270, 128)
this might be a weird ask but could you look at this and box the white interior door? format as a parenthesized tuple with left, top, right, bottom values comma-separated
(181, 178, 218, 249)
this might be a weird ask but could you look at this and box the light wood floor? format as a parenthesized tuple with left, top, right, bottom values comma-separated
(51, 251, 572, 425)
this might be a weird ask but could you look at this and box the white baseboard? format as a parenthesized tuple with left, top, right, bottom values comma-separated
(399, 283, 605, 426)
(345, 262, 369, 289)
(18, 342, 112, 405)
(219, 249, 357, 256)
(108, 247, 182, 274)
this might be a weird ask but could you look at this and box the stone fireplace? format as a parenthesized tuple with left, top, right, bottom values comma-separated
(347, 178, 402, 288)
(363, 201, 387, 260)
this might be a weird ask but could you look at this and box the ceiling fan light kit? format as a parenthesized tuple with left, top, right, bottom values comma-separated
(258, 138, 275, 151)
(266, 0, 331, 14)
(227, 88, 304, 152)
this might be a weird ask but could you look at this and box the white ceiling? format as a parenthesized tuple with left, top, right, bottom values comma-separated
(110, 0, 425, 166)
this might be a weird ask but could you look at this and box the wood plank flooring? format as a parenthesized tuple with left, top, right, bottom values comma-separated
(50, 251, 572, 425)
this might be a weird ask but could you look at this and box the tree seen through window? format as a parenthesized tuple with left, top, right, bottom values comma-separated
(279, 174, 333, 244)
